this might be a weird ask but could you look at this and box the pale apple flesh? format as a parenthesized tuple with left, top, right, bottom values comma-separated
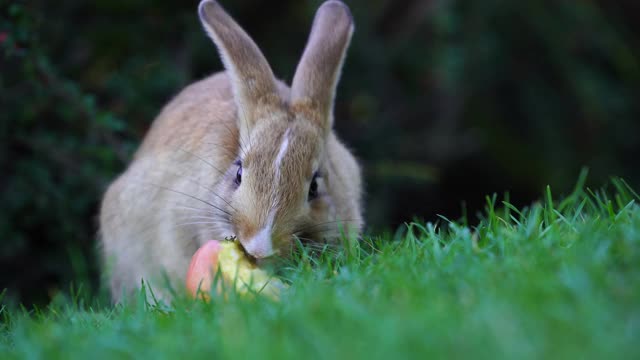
(186, 240, 287, 300)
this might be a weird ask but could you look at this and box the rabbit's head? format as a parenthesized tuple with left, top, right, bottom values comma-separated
(198, 0, 356, 259)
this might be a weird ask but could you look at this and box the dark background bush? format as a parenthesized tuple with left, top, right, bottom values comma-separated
(1, 0, 639, 305)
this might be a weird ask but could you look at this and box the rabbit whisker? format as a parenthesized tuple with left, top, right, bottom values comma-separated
(145, 182, 234, 218)
(177, 147, 225, 176)
(293, 219, 358, 234)
(174, 221, 232, 228)
(171, 204, 214, 214)
(198, 141, 242, 159)
(220, 122, 248, 158)
(151, 168, 239, 213)
(300, 241, 339, 249)
(175, 215, 224, 221)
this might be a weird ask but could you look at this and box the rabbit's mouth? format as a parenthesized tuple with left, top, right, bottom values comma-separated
(235, 239, 258, 264)
(234, 237, 280, 268)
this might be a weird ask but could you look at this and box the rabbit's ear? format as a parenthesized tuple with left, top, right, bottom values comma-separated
(199, 0, 279, 127)
(290, 1, 354, 132)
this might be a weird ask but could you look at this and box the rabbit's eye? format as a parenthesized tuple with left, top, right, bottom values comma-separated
(235, 164, 242, 185)
(308, 173, 319, 201)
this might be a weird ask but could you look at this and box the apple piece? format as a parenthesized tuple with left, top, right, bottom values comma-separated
(185, 240, 222, 299)
(186, 240, 287, 300)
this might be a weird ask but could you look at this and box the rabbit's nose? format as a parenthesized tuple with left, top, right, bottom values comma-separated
(241, 227, 275, 259)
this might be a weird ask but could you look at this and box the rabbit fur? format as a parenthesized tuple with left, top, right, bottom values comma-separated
(99, 0, 363, 302)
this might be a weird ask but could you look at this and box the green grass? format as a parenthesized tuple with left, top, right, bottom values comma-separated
(2, 176, 639, 359)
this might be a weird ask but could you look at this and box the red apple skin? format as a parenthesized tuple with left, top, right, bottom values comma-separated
(185, 240, 222, 299)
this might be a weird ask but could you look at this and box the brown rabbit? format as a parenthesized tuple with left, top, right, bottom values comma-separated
(99, 0, 363, 302)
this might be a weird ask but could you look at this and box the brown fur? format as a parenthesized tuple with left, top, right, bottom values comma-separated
(99, 0, 362, 302)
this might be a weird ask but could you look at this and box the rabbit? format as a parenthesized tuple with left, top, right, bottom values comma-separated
(99, 0, 363, 302)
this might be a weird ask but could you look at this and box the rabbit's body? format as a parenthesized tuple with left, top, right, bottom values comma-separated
(100, 0, 362, 301)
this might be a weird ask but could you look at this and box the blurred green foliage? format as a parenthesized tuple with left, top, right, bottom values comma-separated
(1, 0, 639, 305)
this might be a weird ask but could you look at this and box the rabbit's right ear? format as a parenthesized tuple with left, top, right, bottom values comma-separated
(290, 1, 354, 134)
(198, 0, 280, 131)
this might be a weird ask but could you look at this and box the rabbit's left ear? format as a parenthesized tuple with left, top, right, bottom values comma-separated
(198, 0, 280, 127)
(290, 1, 354, 132)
